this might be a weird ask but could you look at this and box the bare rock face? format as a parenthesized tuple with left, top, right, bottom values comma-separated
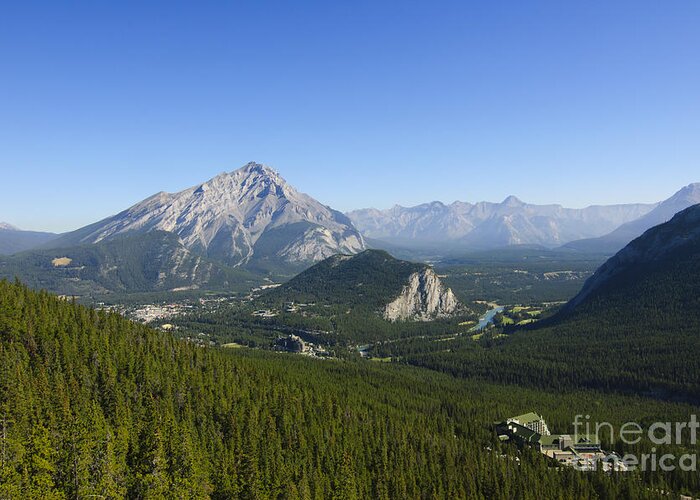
(384, 267, 460, 321)
(48, 162, 365, 267)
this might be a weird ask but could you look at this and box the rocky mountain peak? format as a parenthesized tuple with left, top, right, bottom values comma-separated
(501, 195, 524, 207)
(241, 161, 271, 174)
(235, 162, 284, 184)
(428, 201, 447, 209)
(0, 223, 18, 231)
(203, 162, 288, 194)
(666, 182, 700, 204)
(46, 162, 365, 269)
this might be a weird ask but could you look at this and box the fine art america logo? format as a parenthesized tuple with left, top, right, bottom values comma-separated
(573, 414, 698, 472)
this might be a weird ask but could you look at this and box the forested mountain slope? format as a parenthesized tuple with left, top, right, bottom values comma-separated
(564, 203, 700, 311)
(0, 231, 258, 296)
(2, 279, 692, 498)
(268, 249, 423, 304)
(265, 249, 461, 320)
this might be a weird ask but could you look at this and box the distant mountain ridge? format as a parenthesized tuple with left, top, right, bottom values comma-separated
(46, 162, 365, 270)
(563, 202, 700, 313)
(348, 197, 656, 250)
(564, 183, 700, 254)
(0, 223, 57, 255)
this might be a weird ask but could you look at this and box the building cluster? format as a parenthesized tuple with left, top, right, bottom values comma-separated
(100, 302, 193, 324)
(274, 335, 329, 357)
(495, 412, 627, 472)
(252, 302, 315, 318)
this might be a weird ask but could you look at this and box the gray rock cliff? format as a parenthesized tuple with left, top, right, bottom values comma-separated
(384, 267, 460, 321)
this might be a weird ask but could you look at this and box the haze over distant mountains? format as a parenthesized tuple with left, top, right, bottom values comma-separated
(563, 183, 700, 253)
(348, 183, 700, 253)
(0, 223, 56, 255)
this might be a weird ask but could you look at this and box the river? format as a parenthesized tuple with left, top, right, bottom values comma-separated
(470, 305, 504, 331)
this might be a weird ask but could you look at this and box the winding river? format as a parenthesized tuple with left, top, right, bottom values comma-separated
(470, 305, 504, 331)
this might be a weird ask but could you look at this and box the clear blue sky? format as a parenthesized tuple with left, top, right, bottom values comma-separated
(1, 1, 699, 232)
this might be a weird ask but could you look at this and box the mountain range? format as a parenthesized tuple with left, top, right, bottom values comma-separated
(348, 198, 656, 250)
(563, 183, 700, 253)
(2, 163, 699, 298)
(348, 183, 700, 253)
(406, 202, 700, 402)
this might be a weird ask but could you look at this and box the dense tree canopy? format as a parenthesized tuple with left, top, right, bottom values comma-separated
(2, 280, 698, 498)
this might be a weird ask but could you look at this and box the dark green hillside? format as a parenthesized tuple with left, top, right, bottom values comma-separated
(265, 249, 425, 307)
(401, 206, 700, 402)
(2, 279, 698, 498)
(175, 250, 469, 347)
(562, 203, 700, 314)
(0, 231, 259, 296)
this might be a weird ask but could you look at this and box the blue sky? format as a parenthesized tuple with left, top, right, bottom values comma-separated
(1, 1, 699, 232)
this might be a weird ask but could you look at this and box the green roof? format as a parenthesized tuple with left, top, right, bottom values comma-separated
(536, 434, 601, 449)
(538, 435, 561, 446)
(505, 422, 541, 443)
(510, 412, 542, 425)
(574, 435, 600, 446)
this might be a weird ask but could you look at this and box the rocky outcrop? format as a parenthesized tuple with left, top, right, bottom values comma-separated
(266, 249, 463, 322)
(384, 268, 460, 321)
(274, 335, 307, 353)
